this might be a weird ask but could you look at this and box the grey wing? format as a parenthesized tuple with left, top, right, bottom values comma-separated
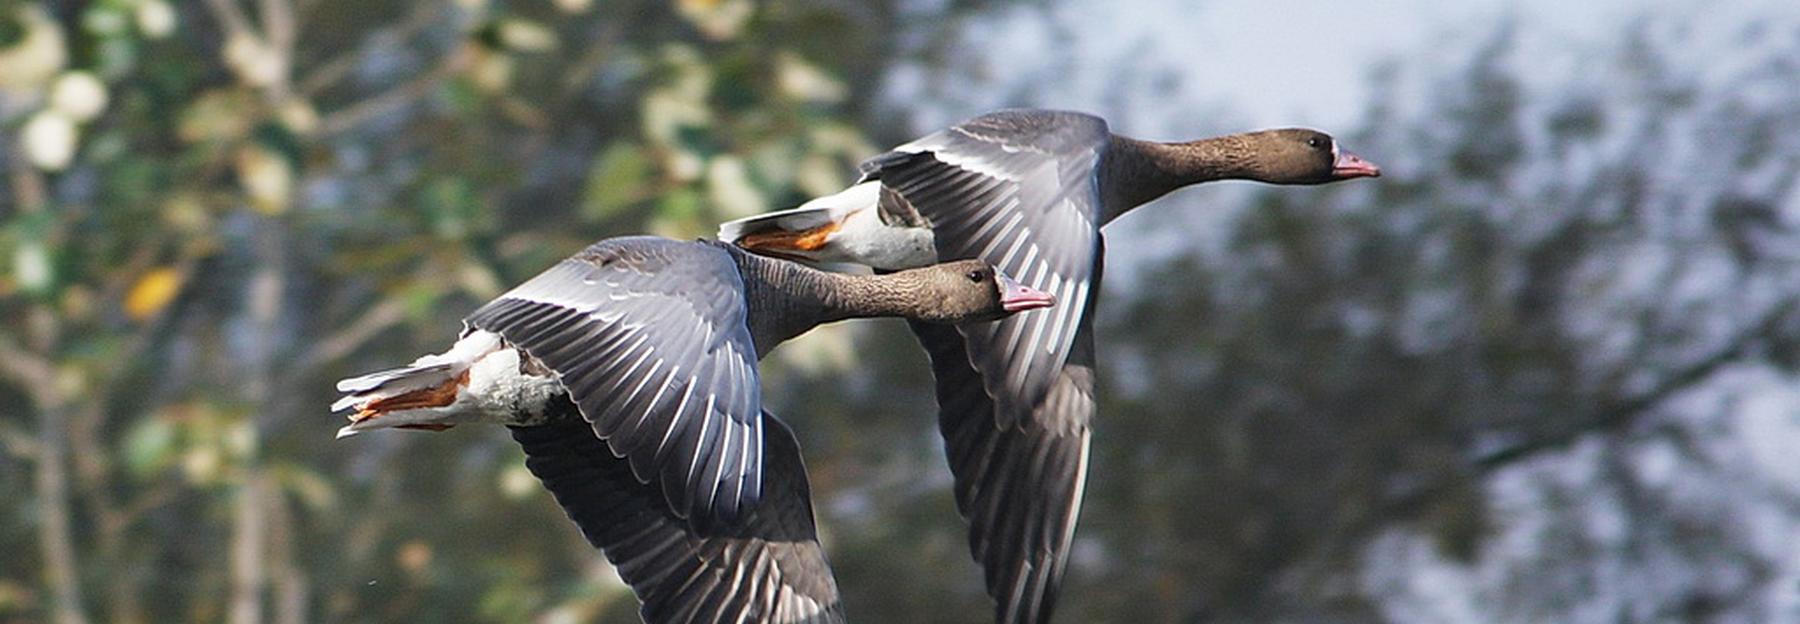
(511, 407, 842, 624)
(863, 110, 1109, 623)
(859, 108, 1107, 421)
(466, 238, 764, 531)
(906, 294, 1096, 624)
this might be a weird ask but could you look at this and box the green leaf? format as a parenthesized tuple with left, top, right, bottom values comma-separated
(420, 177, 487, 240)
(94, 37, 139, 78)
(80, 4, 131, 37)
(673, 124, 721, 160)
(251, 121, 305, 170)
(123, 417, 178, 478)
(272, 462, 340, 512)
(655, 186, 702, 222)
(401, 282, 444, 322)
(580, 142, 650, 223)
(0, 11, 25, 48)
(8, 211, 58, 297)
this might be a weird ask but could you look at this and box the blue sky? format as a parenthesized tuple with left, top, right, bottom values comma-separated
(892, 0, 1790, 133)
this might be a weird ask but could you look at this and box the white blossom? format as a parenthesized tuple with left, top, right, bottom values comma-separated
(22, 110, 78, 171)
(135, 0, 177, 39)
(50, 71, 108, 122)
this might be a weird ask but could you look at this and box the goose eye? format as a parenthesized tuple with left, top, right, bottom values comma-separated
(965, 269, 985, 283)
(1306, 137, 1324, 149)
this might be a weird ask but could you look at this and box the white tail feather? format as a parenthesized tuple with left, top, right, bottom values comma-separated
(331, 331, 502, 412)
(334, 362, 455, 394)
(717, 182, 879, 242)
(329, 363, 456, 412)
(332, 334, 563, 438)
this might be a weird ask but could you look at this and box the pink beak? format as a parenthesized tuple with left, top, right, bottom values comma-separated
(1332, 149, 1381, 179)
(997, 273, 1057, 312)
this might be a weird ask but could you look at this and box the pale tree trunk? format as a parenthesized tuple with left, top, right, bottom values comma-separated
(208, 1, 301, 620)
(270, 486, 309, 624)
(230, 221, 286, 624)
(230, 470, 270, 624)
(34, 373, 89, 624)
(8, 145, 90, 624)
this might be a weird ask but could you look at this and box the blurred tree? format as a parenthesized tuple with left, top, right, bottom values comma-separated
(7, 1, 1799, 623)
(1066, 16, 1800, 623)
(0, 1, 1026, 623)
(743, 9, 1800, 623)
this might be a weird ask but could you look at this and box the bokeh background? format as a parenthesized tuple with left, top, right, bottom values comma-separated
(4, 0, 1800, 622)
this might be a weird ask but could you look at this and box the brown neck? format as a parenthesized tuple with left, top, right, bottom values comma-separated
(813, 270, 947, 323)
(1100, 134, 1257, 224)
(733, 249, 931, 357)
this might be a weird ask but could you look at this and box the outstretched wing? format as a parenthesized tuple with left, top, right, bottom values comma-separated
(863, 110, 1109, 623)
(860, 109, 1105, 421)
(511, 406, 842, 624)
(466, 237, 763, 531)
(910, 318, 1096, 624)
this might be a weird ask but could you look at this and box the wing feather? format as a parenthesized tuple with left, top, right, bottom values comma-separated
(466, 237, 763, 530)
(509, 406, 844, 624)
(864, 110, 1110, 623)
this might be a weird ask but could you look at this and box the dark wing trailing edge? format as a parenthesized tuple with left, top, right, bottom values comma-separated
(466, 237, 764, 531)
(862, 110, 1110, 623)
(910, 319, 1095, 624)
(512, 406, 843, 624)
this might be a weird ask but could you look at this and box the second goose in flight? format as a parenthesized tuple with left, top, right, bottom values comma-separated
(721, 109, 1380, 623)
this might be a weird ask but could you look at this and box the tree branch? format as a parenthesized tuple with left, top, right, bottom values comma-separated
(557, 21, 625, 103)
(202, 0, 255, 39)
(229, 472, 270, 624)
(297, 2, 445, 97)
(1367, 301, 1800, 531)
(35, 397, 88, 624)
(0, 335, 57, 401)
(290, 297, 409, 378)
(0, 423, 38, 460)
(1471, 300, 1797, 471)
(231, 213, 292, 624)
(7, 143, 89, 624)
(267, 488, 308, 624)
(258, 0, 297, 102)
(317, 47, 467, 137)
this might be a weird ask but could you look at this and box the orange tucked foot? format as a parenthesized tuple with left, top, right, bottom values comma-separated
(350, 370, 471, 426)
(736, 220, 841, 253)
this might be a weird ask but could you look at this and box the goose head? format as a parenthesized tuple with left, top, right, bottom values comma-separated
(1238, 128, 1382, 184)
(892, 259, 1057, 323)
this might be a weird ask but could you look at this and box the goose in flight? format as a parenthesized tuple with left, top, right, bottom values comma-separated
(720, 109, 1380, 622)
(333, 235, 1055, 623)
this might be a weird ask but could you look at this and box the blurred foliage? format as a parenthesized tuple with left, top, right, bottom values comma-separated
(0, 1, 1021, 622)
(1070, 19, 1800, 623)
(765, 12, 1800, 624)
(4, 2, 1800, 624)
